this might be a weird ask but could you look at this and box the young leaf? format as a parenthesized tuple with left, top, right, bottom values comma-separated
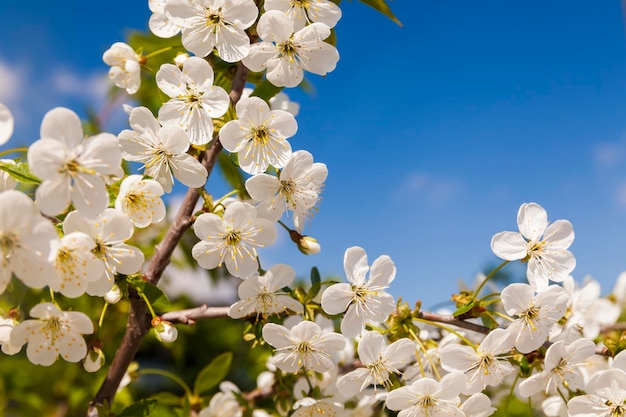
(194, 352, 233, 396)
(127, 279, 170, 311)
(0, 161, 41, 185)
(118, 399, 158, 417)
(358, 0, 402, 26)
(217, 152, 249, 199)
(250, 80, 283, 102)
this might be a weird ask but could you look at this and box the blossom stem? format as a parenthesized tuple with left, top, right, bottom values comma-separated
(277, 220, 292, 233)
(97, 302, 109, 337)
(407, 326, 441, 380)
(474, 260, 509, 299)
(139, 368, 193, 398)
(213, 189, 239, 211)
(0, 147, 28, 157)
(144, 46, 175, 60)
(136, 288, 157, 319)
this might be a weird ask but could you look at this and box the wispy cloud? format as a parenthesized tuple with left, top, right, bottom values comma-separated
(395, 172, 464, 205)
(0, 60, 24, 103)
(50, 68, 109, 102)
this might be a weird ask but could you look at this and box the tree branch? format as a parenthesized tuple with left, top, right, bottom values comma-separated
(87, 62, 250, 415)
(161, 305, 230, 324)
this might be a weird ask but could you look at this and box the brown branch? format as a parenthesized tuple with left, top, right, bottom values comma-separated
(418, 311, 491, 334)
(161, 305, 230, 324)
(87, 63, 250, 415)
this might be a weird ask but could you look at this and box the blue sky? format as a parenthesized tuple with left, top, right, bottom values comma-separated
(2, 1, 626, 307)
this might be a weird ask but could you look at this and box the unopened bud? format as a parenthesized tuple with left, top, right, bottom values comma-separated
(104, 284, 122, 304)
(289, 230, 321, 255)
(153, 319, 178, 343)
(83, 348, 105, 372)
(174, 52, 189, 67)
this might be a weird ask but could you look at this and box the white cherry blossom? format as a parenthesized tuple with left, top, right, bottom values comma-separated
(0, 315, 19, 355)
(228, 264, 303, 319)
(27, 107, 122, 218)
(164, 0, 258, 62)
(501, 283, 569, 353)
(440, 328, 516, 394)
(245, 150, 327, 232)
(567, 368, 626, 417)
(518, 338, 596, 397)
(49, 232, 106, 298)
(0, 190, 57, 293)
(321, 246, 396, 338)
(103, 42, 142, 94)
(264, 0, 342, 31)
(262, 320, 346, 373)
(491, 202, 575, 291)
(63, 209, 144, 296)
(10, 302, 93, 366)
(243, 10, 339, 88)
(0, 159, 17, 191)
(337, 331, 414, 397)
(192, 202, 276, 278)
(220, 96, 297, 175)
(0, 102, 13, 145)
(118, 106, 208, 192)
(115, 174, 166, 228)
(386, 372, 467, 417)
(156, 57, 230, 145)
(149, 0, 181, 38)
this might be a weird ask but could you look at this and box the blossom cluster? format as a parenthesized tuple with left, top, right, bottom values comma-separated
(0, 1, 625, 416)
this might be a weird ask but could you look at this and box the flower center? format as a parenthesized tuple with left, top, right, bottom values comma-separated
(279, 179, 296, 196)
(225, 230, 241, 246)
(206, 10, 223, 28)
(521, 305, 541, 331)
(417, 395, 436, 410)
(0, 232, 17, 261)
(608, 402, 626, 417)
(277, 40, 299, 61)
(290, 0, 310, 7)
(92, 239, 108, 261)
(252, 127, 270, 146)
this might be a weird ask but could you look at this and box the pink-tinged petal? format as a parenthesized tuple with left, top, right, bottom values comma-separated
(490, 231, 527, 260)
(320, 283, 353, 315)
(257, 10, 293, 42)
(35, 177, 71, 216)
(242, 43, 277, 72)
(517, 202, 548, 241)
(344, 246, 369, 285)
(500, 283, 534, 315)
(40, 107, 83, 149)
(169, 154, 208, 188)
(368, 255, 396, 287)
(299, 41, 339, 76)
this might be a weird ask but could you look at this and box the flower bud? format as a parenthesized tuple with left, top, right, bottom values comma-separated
(104, 284, 122, 304)
(83, 348, 105, 372)
(297, 235, 320, 255)
(174, 52, 189, 67)
(153, 319, 178, 343)
(289, 230, 321, 255)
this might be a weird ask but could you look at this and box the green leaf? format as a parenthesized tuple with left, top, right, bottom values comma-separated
(358, 0, 402, 26)
(194, 352, 233, 396)
(128, 279, 170, 311)
(303, 267, 322, 303)
(452, 301, 474, 317)
(250, 80, 283, 102)
(0, 161, 41, 185)
(118, 399, 158, 417)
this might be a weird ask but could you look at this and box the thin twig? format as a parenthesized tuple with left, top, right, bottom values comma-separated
(161, 305, 230, 324)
